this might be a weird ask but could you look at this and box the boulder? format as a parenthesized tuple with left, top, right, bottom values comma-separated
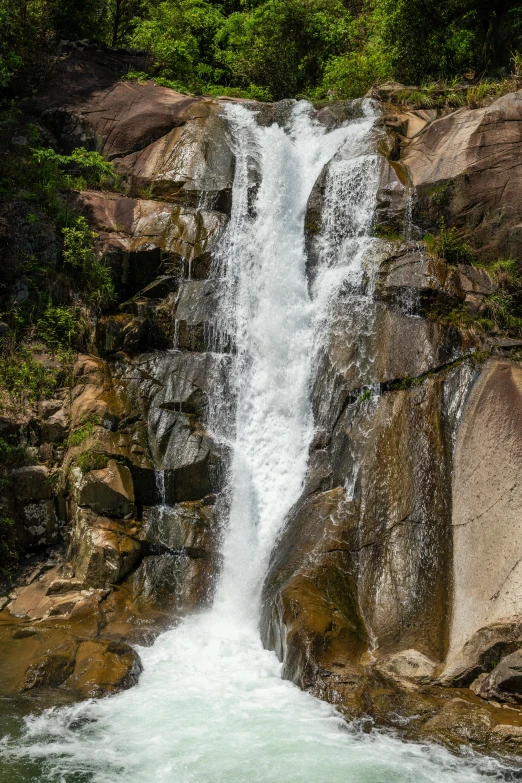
(74, 191, 227, 277)
(26, 49, 200, 159)
(402, 90, 522, 262)
(62, 639, 142, 698)
(68, 508, 141, 588)
(374, 649, 437, 689)
(41, 409, 68, 443)
(115, 101, 234, 210)
(22, 500, 58, 546)
(443, 360, 522, 680)
(471, 650, 522, 704)
(11, 465, 51, 503)
(78, 459, 135, 519)
(96, 312, 147, 355)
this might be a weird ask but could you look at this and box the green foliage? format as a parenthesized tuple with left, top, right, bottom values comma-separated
(357, 387, 374, 402)
(62, 216, 115, 310)
(76, 447, 109, 473)
(480, 259, 522, 336)
(36, 302, 86, 349)
(429, 182, 453, 209)
(0, 345, 59, 407)
(130, 0, 225, 89)
(0, 438, 31, 475)
(217, 0, 353, 100)
(425, 220, 476, 266)
(68, 415, 102, 448)
(2, 0, 522, 100)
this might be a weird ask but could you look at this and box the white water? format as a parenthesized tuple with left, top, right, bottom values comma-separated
(0, 102, 514, 782)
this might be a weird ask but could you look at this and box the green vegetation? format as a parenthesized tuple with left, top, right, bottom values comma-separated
(68, 415, 103, 448)
(0, 114, 115, 407)
(425, 224, 522, 338)
(76, 447, 110, 473)
(2, 0, 522, 101)
(0, 345, 61, 409)
(424, 220, 476, 266)
(357, 387, 374, 401)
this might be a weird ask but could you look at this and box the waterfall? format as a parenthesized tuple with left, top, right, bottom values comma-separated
(210, 101, 378, 621)
(1, 101, 510, 783)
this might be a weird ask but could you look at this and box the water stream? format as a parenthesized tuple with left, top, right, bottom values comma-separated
(0, 101, 515, 782)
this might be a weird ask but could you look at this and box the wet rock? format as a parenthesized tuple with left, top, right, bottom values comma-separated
(443, 360, 522, 681)
(419, 697, 497, 749)
(142, 499, 216, 556)
(78, 459, 135, 519)
(402, 90, 522, 262)
(471, 651, 522, 704)
(262, 488, 368, 695)
(374, 649, 437, 689)
(68, 508, 141, 588)
(132, 552, 214, 614)
(174, 280, 221, 351)
(62, 639, 142, 698)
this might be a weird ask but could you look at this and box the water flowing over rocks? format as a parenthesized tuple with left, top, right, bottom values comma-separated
(4, 49, 522, 763)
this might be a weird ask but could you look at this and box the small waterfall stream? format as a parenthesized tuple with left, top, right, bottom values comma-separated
(0, 102, 512, 783)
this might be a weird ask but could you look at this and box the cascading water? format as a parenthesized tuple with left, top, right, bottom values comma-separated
(0, 101, 513, 783)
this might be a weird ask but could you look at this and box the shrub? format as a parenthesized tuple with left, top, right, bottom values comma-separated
(62, 216, 115, 310)
(424, 220, 476, 266)
(0, 346, 58, 406)
(68, 415, 102, 448)
(36, 303, 86, 349)
(76, 448, 109, 473)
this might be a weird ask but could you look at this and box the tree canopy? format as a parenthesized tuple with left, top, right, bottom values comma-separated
(1, 0, 522, 99)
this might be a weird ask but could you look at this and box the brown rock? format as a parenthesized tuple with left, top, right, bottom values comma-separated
(472, 650, 522, 704)
(68, 508, 141, 588)
(62, 639, 142, 698)
(41, 409, 68, 443)
(374, 649, 437, 689)
(262, 488, 368, 694)
(74, 191, 227, 266)
(28, 49, 201, 160)
(444, 360, 522, 680)
(78, 459, 135, 519)
(402, 90, 522, 261)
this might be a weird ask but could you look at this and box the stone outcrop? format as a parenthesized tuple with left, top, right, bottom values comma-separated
(401, 90, 522, 262)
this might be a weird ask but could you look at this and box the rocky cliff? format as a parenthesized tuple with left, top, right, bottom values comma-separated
(3, 53, 522, 756)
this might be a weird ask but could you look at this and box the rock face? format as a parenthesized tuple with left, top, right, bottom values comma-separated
(443, 360, 522, 683)
(0, 49, 233, 704)
(402, 90, 522, 261)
